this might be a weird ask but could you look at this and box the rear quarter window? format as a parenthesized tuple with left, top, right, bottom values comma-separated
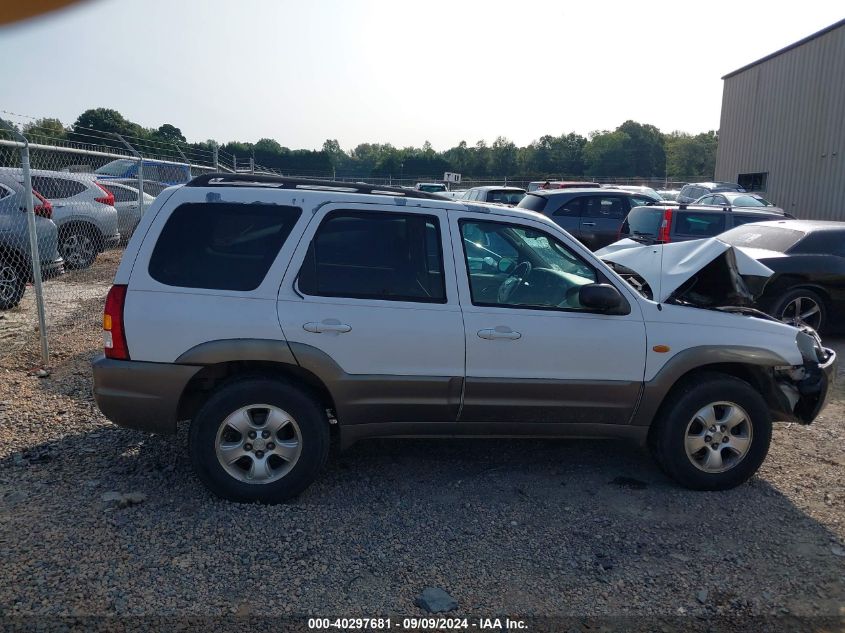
(148, 202, 301, 291)
(516, 194, 548, 212)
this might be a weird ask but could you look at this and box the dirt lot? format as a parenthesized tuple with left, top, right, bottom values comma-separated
(0, 254, 843, 631)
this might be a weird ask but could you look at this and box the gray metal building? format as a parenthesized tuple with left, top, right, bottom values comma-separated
(715, 19, 845, 220)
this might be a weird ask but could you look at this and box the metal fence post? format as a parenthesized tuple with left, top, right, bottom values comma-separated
(213, 145, 219, 171)
(113, 134, 145, 217)
(12, 131, 50, 366)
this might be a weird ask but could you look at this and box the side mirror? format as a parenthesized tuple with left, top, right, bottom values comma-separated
(579, 283, 625, 312)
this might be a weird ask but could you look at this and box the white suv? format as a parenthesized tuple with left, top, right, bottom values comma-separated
(92, 174, 836, 503)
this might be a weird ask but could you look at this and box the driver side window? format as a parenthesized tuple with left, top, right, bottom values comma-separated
(459, 220, 598, 310)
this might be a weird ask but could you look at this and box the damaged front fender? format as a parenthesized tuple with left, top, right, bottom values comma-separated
(773, 348, 837, 424)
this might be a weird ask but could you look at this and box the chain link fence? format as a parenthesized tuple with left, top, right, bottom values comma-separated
(0, 120, 227, 365)
(0, 116, 700, 366)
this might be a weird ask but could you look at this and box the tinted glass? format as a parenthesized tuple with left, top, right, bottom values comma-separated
(516, 193, 547, 212)
(0, 185, 12, 201)
(788, 230, 845, 256)
(623, 207, 663, 239)
(583, 195, 628, 219)
(30, 176, 60, 199)
(459, 220, 596, 310)
(298, 211, 445, 303)
(106, 185, 139, 203)
(719, 225, 805, 253)
(487, 189, 526, 205)
(552, 196, 583, 217)
(54, 179, 87, 198)
(674, 211, 726, 237)
(149, 202, 301, 290)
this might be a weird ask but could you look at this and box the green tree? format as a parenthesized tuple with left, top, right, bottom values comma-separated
(665, 130, 718, 180)
(22, 117, 66, 144)
(154, 123, 186, 143)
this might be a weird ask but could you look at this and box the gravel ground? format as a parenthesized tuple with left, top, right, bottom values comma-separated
(1, 253, 843, 631)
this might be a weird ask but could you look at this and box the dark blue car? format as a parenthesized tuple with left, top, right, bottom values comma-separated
(95, 158, 191, 185)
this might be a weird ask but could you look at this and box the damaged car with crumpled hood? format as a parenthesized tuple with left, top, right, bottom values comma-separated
(596, 237, 836, 431)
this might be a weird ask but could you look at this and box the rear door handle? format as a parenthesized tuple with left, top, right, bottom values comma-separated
(303, 319, 352, 334)
(477, 327, 521, 340)
(581, 222, 596, 227)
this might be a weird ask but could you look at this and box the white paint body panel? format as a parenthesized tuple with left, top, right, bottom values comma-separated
(278, 203, 465, 377)
(449, 212, 648, 382)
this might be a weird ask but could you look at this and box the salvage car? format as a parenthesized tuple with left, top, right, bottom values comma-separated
(719, 220, 845, 333)
(92, 174, 835, 502)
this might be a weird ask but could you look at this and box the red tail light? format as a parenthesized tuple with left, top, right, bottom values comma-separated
(658, 209, 673, 243)
(103, 284, 130, 360)
(94, 182, 115, 207)
(32, 191, 52, 219)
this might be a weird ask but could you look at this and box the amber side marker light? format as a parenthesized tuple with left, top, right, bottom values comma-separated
(653, 345, 671, 353)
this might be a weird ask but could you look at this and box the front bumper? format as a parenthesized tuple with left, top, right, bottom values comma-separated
(794, 348, 837, 423)
(92, 355, 201, 434)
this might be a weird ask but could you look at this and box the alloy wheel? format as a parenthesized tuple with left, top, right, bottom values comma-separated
(779, 295, 822, 330)
(684, 401, 753, 473)
(61, 233, 95, 268)
(0, 264, 21, 304)
(214, 404, 303, 484)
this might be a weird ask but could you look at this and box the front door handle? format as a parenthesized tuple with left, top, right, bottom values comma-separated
(477, 327, 521, 340)
(581, 222, 596, 227)
(303, 319, 352, 334)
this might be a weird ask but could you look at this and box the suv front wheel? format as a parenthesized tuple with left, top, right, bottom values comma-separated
(189, 377, 330, 503)
(649, 372, 772, 490)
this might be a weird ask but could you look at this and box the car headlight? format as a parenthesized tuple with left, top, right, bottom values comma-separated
(796, 329, 822, 364)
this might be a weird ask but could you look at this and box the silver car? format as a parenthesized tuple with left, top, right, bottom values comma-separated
(0, 174, 63, 310)
(0, 168, 120, 269)
(96, 181, 155, 241)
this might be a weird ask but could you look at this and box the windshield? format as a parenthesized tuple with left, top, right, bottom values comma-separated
(95, 159, 135, 176)
(719, 225, 805, 252)
(418, 184, 446, 192)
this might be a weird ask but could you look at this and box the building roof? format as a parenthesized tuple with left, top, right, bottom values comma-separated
(722, 18, 845, 79)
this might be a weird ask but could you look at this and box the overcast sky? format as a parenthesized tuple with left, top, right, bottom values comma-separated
(0, 0, 842, 150)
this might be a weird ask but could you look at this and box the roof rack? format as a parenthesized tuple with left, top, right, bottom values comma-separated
(185, 173, 447, 200)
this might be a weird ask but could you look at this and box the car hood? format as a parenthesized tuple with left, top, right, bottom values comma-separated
(596, 238, 774, 305)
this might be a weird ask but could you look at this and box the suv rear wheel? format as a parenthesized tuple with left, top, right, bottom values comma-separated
(649, 372, 771, 490)
(0, 258, 26, 310)
(189, 377, 330, 503)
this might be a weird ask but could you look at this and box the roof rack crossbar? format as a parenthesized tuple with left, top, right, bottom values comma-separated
(185, 173, 446, 200)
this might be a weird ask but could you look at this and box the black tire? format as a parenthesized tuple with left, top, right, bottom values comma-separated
(769, 287, 827, 333)
(59, 225, 99, 270)
(189, 376, 330, 503)
(0, 258, 26, 310)
(649, 372, 772, 491)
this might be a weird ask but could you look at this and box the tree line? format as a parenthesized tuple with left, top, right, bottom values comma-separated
(6, 108, 718, 181)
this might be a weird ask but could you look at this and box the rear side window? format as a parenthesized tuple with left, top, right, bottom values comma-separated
(107, 185, 138, 203)
(674, 211, 726, 237)
(148, 202, 301, 291)
(298, 211, 446, 303)
(552, 197, 583, 217)
(583, 195, 628, 219)
(516, 193, 548, 212)
(31, 176, 85, 199)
